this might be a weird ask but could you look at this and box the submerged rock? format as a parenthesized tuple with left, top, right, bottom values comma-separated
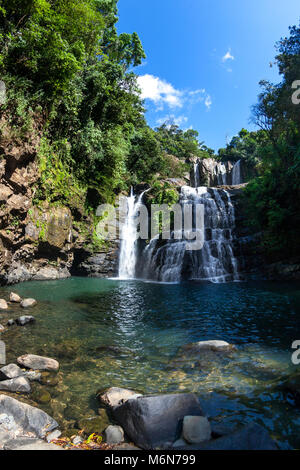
(20, 298, 37, 308)
(180, 340, 236, 354)
(182, 416, 211, 444)
(113, 393, 203, 450)
(77, 411, 109, 435)
(98, 387, 142, 409)
(32, 387, 52, 404)
(0, 376, 31, 393)
(17, 354, 59, 371)
(9, 292, 22, 303)
(40, 371, 60, 386)
(0, 299, 8, 310)
(16, 315, 36, 326)
(280, 372, 300, 406)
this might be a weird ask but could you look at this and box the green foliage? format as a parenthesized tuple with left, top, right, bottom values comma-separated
(244, 22, 300, 260)
(217, 128, 269, 166)
(155, 123, 215, 160)
(150, 181, 180, 206)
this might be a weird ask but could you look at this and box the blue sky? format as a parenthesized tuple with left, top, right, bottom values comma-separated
(117, 0, 299, 151)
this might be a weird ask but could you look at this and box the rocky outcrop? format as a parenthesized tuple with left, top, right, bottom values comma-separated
(112, 393, 203, 450)
(263, 259, 300, 281)
(71, 242, 119, 278)
(190, 158, 256, 188)
(0, 394, 59, 449)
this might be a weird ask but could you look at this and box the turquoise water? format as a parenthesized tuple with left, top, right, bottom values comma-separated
(1, 278, 300, 448)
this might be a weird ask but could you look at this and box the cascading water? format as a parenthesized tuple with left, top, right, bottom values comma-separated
(193, 162, 199, 188)
(232, 159, 242, 185)
(118, 189, 146, 279)
(139, 186, 240, 283)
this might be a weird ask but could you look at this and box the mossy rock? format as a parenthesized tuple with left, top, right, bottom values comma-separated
(77, 411, 109, 435)
(64, 404, 83, 421)
(32, 388, 52, 404)
(40, 372, 60, 387)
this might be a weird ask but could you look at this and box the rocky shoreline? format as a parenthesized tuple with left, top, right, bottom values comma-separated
(0, 296, 288, 451)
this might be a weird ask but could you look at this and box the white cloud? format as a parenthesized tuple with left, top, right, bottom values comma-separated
(222, 49, 234, 62)
(204, 95, 212, 110)
(137, 74, 183, 109)
(156, 115, 188, 127)
(137, 74, 213, 118)
(188, 89, 206, 96)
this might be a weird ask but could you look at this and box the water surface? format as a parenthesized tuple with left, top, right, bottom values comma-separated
(1, 278, 300, 448)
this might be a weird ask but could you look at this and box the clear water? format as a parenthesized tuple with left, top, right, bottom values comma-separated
(1, 278, 300, 448)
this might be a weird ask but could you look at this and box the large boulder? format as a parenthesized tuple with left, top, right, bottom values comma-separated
(17, 354, 59, 371)
(113, 393, 203, 450)
(99, 387, 142, 409)
(0, 395, 59, 448)
(177, 423, 277, 450)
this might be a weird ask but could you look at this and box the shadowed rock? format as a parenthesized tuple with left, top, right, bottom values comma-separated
(113, 393, 204, 450)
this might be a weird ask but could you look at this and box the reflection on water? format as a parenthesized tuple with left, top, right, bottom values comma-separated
(0, 278, 300, 448)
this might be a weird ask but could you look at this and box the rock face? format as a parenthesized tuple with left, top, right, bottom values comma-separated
(0, 395, 59, 448)
(190, 158, 256, 188)
(99, 387, 142, 409)
(182, 416, 211, 444)
(17, 354, 59, 371)
(72, 243, 119, 279)
(113, 394, 203, 450)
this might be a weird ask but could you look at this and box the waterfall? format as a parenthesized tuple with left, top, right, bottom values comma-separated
(118, 189, 146, 279)
(139, 186, 240, 283)
(215, 162, 227, 185)
(232, 160, 242, 185)
(193, 162, 199, 188)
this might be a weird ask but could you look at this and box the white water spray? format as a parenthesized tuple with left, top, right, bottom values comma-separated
(118, 189, 146, 279)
